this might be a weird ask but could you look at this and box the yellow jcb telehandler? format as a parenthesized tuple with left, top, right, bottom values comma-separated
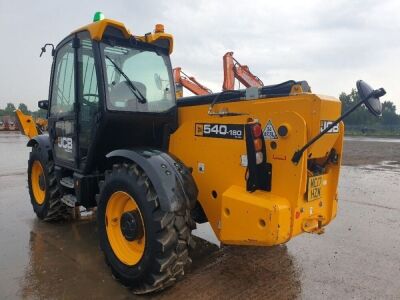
(16, 12, 385, 294)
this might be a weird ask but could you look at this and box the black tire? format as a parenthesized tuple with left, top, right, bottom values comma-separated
(97, 163, 195, 294)
(27, 144, 69, 221)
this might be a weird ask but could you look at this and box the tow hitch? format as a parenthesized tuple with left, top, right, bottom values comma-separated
(302, 216, 325, 234)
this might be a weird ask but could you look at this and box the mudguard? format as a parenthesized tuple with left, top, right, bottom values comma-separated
(27, 134, 52, 161)
(106, 149, 198, 213)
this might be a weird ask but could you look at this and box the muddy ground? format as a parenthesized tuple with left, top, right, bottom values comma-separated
(0, 132, 399, 299)
(342, 136, 400, 166)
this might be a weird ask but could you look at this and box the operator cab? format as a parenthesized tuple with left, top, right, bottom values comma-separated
(43, 15, 177, 173)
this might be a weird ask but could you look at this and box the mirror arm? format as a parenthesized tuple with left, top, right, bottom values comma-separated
(40, 43, 55, 58)
(291, 92, 374, 165)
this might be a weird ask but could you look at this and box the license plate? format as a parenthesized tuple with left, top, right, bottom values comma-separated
(307, 175, 323, 201)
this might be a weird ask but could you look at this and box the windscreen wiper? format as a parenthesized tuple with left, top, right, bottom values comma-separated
(105, 55, 147, 104)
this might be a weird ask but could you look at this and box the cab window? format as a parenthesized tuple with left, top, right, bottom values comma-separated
(101, 42, 175, 113)
(50, 41, 75, 115)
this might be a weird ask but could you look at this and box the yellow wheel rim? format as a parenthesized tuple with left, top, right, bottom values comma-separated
(106, 191, 146, 266)
(31, 160, 46, 205)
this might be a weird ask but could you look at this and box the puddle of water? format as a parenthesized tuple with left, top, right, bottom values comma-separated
(0, 132, 30, 176)
(360, 160, 400, 173)
(1, 132, 400, 299)
(192, 222, 220, 246)
(345, 136, 400, 143)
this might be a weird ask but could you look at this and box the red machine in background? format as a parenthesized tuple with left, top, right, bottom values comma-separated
(174, 51, 263, 97)
(0, 116, 18, 131)
(222, 51, 263, 91)
(173, 67, 212, 98)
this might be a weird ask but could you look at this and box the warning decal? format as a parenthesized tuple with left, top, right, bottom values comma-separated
(263, 120, 278, 140)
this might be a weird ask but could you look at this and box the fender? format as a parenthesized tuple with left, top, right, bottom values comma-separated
(106, 149, 198, 213)
(27, 134, 52, 162)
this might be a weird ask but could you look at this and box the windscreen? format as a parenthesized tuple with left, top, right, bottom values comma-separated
(101, 41, 175, 112)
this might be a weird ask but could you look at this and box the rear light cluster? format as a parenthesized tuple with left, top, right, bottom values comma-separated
(245, 120, 272, 192)
(250, 123, 264, 164)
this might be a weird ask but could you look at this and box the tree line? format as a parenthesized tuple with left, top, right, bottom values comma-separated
(0, 103, 46, 118)
(1, 89, 399, 126)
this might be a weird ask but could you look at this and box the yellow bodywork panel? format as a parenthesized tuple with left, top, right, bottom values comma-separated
(15, 110, 38, 139)
(72, 19, 174, 54)
(169, 93, 343, 246)
(35, 118, 48, 131)
(136, 32, 174, 54)
(221, 185, 291, 246)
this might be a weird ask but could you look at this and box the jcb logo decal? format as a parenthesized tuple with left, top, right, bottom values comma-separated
(58, 137, 73, 153)
(320, 120, 339, 133)
(195, 124, 204, 135)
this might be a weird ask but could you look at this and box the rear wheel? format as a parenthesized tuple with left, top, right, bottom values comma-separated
(28, 144, 69, 221)
(97, 163, 194, 294)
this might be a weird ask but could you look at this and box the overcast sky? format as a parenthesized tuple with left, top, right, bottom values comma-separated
(0, 0, 398, 110)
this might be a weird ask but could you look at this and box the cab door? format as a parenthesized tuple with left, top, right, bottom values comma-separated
(48, 38, 78, 169)
(76, 32, 101, 171)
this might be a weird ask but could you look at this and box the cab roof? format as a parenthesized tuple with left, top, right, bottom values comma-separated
(72, 18, 174, 54)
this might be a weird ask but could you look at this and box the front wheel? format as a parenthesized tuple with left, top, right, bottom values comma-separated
(97, 163, 194, 294)
(27, 144, 69, 221)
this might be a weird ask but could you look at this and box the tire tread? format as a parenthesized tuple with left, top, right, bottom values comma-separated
(97, 163, 194, 294)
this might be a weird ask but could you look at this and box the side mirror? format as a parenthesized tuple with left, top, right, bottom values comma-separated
(292, 80, 386, 164)
(38, 100, 49, 110)
(154, 73, 162, 90)
(356, 80, 384, 116)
